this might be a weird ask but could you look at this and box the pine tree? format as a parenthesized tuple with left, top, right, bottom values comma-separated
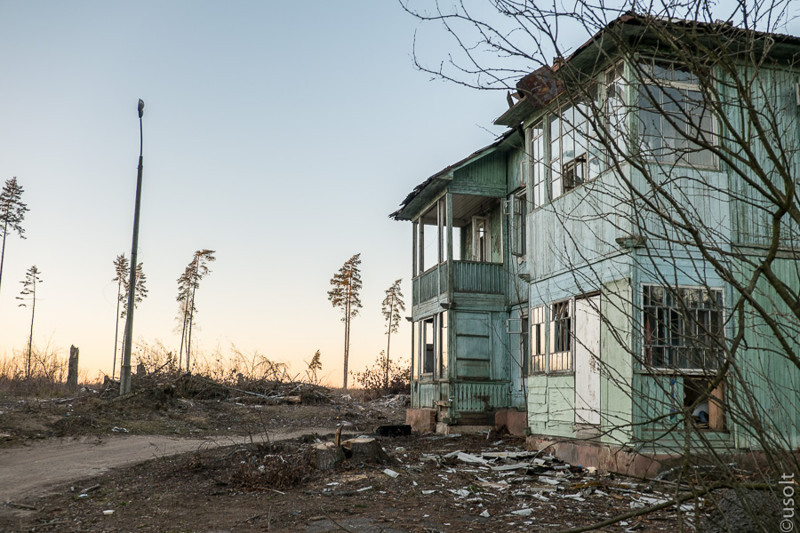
(176, 249, 215, 371)
(381, 279, 405, 389)
(306, 349, 322, 385)
(111, 255, 147, 379)
(0, 178, 29, 295)
(16, 265, 42, 378)
(111, 255, 129, 380)
(328, 253, 362, 389)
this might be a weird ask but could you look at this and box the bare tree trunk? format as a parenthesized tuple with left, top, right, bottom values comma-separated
(186, 284, 196, 372)
(26, 286, 35, 379)
(0, 219, 8, 295)
(385, 313, 393, 389)
(178, 303, 188, 370)
(343, 297, 350, 390)
(112, 284, 121, 380)
(67, 345, 79, 391)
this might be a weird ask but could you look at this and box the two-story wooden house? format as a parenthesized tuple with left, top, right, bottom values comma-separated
(394, 14, 800, 473)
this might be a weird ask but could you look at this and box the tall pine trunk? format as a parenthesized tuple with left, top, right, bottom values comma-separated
(26, 284, 36, 378)
(0, 219, 8, 295)
(385, 312, 393, 389)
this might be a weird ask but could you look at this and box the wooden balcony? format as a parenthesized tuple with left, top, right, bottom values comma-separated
(412, 260, 504, 306)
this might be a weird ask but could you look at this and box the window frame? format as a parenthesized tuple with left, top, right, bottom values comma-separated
(509, 190, 527, 257)
(549, 299, 574, 373)
(471, 216, 491, 262)
(530, 305, 547, 374)
(636, 59, 717, 168)
(641, 284, 725, 373)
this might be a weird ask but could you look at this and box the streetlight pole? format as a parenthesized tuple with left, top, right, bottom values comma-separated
(120, 99, 144, 395)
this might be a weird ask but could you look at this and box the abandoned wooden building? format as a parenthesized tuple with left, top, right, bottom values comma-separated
(392, 14, 800, 474)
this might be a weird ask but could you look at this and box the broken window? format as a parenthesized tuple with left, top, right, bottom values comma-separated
(684, 376, 725, 430)
(642, 285, 724, 370)
(637, 60, 716, 167)
(530, 306, 546, 374)
(550, 300, 573, 372)
(550, 100, 601, 199)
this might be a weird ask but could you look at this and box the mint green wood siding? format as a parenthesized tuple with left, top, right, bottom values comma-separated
(529, 169, 633, 282)
(733, 257, 800, 449)
(724, 66, 800, 248)
(450, 151, 507, 197)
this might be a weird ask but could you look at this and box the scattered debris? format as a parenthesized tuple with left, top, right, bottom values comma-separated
(375, 424, 412, 437)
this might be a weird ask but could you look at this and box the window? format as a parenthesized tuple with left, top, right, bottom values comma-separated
(550, 300, 572, 372)
(605, 62, 626, 158)
(530, 121, 547, 208)
(637, 60, 715, 167)
(550, 101, 602, 198)
(530, 306, 546, 373)
(422, 318, 435, 374)
(472, 216, 490, 262)
(439, 311, 448, 378)
(563, 156, 586, 191)
(510, 193, 526, 256)
(642, 285, 724, 370)
(416, 313, 448, 379)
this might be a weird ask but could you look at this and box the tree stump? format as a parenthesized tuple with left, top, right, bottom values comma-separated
(312, 442, 346, 470)
(67, 345, 79, 391)
(342, 437, 389, 464)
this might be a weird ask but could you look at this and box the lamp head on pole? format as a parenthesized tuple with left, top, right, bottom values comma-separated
(138, 99, 144, 118)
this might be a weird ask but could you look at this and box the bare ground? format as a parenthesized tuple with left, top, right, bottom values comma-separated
(0, 381, 765, 532)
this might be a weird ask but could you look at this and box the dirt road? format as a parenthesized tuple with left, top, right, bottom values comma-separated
(0, 428, 339, 505)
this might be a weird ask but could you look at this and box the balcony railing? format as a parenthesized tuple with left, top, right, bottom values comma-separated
(412, 260, 504, 305)
(452, 381, 510, 413)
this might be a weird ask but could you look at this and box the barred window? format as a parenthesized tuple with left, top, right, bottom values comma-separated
(642, 285, 724, 370)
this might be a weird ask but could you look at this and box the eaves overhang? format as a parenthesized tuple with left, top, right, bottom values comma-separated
(390, 129, 519, 221)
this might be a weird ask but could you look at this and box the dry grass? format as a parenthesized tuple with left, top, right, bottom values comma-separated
(0, 343, 71, 397)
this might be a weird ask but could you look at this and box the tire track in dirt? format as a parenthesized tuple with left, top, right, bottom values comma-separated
(0, 428, 340, 504)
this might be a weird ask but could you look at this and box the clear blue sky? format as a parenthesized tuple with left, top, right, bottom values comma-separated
(0, 1, 509, 384)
